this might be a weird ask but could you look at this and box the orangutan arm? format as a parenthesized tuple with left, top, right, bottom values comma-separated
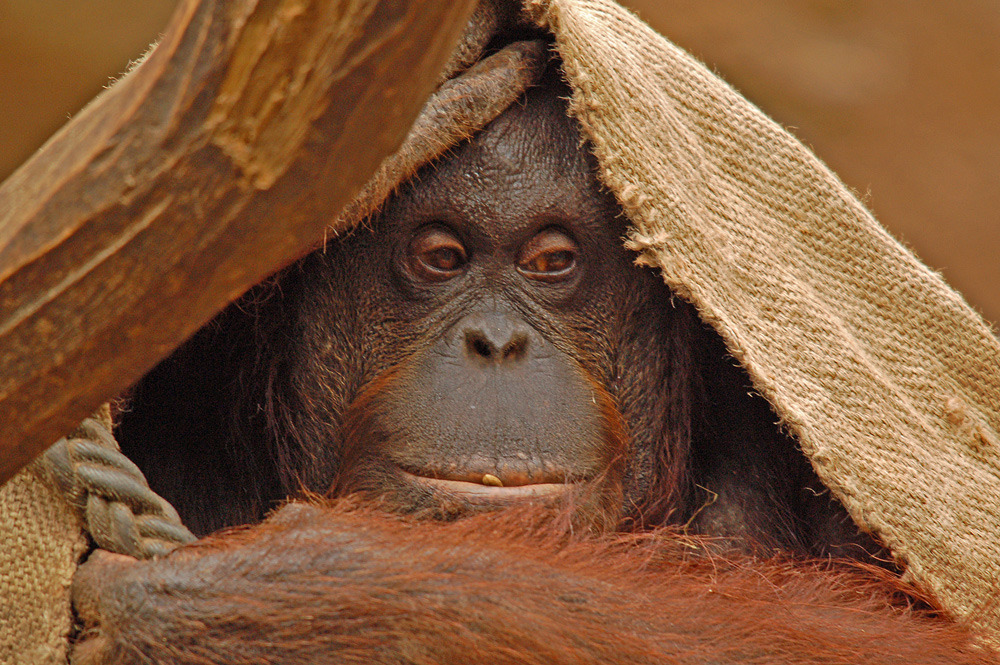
(70, 502, 989, 665)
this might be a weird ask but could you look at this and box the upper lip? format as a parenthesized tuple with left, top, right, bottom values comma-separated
(403, 473, 572, 498)
(395, 463, 582, 499)
(395, 462, 582, 487)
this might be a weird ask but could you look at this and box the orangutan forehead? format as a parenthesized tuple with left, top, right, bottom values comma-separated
(390, 79, 612, 245)
(459, 71, 586, 178)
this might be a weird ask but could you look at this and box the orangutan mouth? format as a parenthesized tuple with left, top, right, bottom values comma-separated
(401, 469, 574, 499)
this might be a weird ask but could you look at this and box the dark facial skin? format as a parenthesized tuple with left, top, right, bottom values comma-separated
(284, 74, 691, 524)
(117, 69, 872, 560)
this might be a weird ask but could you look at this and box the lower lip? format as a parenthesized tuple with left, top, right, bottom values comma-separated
(403, 473, 572, 499)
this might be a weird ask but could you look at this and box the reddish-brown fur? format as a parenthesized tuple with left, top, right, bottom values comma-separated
(71, 501, 993, 665)
(99, 59, 994, 663)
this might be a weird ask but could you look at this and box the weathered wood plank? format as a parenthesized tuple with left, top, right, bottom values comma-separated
(0, 0, 477, 484)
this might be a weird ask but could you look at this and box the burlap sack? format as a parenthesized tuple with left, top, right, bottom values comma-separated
(523, 0, 1000, 641)
(350, 0, 1000, 642)
(336, 0, 1000, 640)
(0, 462, 86, 665)
(3, 0, 999, 659)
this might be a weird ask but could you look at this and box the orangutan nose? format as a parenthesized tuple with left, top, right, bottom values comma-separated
(461, 312, 531, 362)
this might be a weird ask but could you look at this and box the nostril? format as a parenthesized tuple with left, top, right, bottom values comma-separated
(461, 315, 531, 363)
(466, 331, 495, 359)
(502, 332, 529, 360)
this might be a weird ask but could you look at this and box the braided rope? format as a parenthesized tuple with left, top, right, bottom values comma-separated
(44, 418, 196, 559)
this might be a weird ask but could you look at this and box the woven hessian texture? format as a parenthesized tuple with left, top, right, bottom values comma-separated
(2, 0, 998, 657)
(0, 461, 86, 665)
(525, 0, 1000, 641)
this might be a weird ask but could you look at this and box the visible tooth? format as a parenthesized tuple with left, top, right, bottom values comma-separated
(481, 473, 504, 487)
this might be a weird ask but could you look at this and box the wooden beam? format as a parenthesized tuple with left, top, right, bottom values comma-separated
(0, 0, 477, 484)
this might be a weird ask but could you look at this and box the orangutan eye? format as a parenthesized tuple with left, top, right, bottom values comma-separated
(407, 226, 467, 282)
(424, 247, 463, 272)
(517, 228, 579, 282)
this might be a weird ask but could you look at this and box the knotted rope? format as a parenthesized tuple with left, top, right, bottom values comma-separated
(44, 418, 195, 559)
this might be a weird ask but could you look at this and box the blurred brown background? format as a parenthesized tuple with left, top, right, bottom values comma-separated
(2, 1, 997, 324)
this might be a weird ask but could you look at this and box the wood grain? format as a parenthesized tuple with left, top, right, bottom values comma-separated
(0, 0, 477, 484)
